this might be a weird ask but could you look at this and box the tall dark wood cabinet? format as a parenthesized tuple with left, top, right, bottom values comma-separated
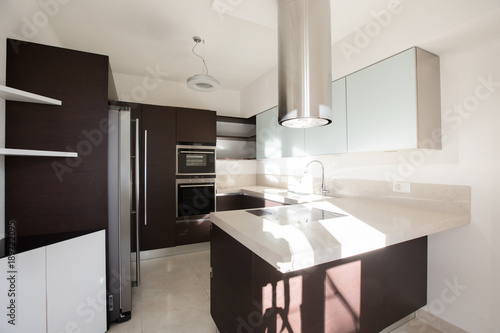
(114, 102, 211, 251)
(140, 104, 177, 250)
(176, 107, 216, 144)
(5, 39, 112, 238)
(115, 101, 177, 251)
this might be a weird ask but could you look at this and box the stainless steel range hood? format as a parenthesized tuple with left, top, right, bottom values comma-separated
(278, 0, 333, 128)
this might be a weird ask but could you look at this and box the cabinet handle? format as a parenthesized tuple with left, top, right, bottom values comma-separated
(144, 130, 148, 226)
(135, 119, 141, 286)
(179, 150, 215, 154)
(179, 184, 215, 188)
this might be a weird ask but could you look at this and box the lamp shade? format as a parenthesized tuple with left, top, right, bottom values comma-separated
(187, 74, 220, 92)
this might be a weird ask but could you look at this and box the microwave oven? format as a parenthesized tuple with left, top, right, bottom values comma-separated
(176, 145, 216, 176)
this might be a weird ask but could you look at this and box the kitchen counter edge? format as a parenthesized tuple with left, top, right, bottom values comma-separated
(211, 186, 470, 273)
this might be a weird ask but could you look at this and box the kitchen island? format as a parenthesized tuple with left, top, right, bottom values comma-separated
(210, 192, 469, 333)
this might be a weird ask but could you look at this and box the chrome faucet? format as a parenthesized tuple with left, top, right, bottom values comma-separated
(304, 160, 329, 198)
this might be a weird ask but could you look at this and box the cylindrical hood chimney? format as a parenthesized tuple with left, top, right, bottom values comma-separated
(278, 0, 333, 128)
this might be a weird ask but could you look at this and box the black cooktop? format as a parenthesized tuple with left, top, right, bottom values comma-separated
(247, 206, 346, 224)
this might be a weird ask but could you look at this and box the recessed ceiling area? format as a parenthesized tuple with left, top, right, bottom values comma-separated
(4, 0, 500, 93)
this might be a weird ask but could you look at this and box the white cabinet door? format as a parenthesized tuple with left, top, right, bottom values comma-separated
(347, 48, 418, 152)
(305, 78, 347, 155)
(0, 247, 46, 333)
(46, 230, 106, 333)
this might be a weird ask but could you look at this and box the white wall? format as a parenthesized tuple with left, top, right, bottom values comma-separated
(240, 66, 277, 118)
(0, 1, 63, 240)
(255, 35, 500, 332)
(113, 72, 241, 117)
(425, 36, 500, 332)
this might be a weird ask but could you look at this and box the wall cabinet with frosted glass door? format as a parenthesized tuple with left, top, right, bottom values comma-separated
(304, 77, 347, 155)
(256, 47, 441, 158)
(347, 47, 441, 152)
(256, 106, 305, 159)
(256, 77, 347, 159)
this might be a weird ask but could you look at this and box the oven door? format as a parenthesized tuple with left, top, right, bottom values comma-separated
(176, 145, 216, 176)
(176, 178, 216, 218)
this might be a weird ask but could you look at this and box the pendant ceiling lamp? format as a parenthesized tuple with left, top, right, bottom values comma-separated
(187, 36, 220, 92)
(278, 0, 333, 128)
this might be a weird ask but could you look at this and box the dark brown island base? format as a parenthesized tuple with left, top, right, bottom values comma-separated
(210, 225, 427, 333)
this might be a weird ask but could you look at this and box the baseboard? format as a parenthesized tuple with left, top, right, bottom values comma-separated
(416, 309, 469, 333)
(131, 242, 210, 261)
(379, 313, 416, 332)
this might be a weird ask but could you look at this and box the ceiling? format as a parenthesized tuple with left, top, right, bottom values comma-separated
(34, 0, 500, 92)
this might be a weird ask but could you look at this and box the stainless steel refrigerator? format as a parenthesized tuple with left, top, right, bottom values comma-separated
(107, 105, 141, 323)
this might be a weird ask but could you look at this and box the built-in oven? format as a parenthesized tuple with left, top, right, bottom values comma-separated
(176, 177, 216, 218)
(176, 145, 216, 176)
(175, 177, 216, 245)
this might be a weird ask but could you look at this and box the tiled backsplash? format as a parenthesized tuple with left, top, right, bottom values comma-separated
(216, 160, 256, 191)
(216, 159, 470, 215)
(329, 179, 471, 215)
(216, 174, 256, 191)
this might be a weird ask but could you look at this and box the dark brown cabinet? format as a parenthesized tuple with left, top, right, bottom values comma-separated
(382, 236, 428, 328)
(242, 195, 283, 209)
(112, 102, 177, 252)
(216, 194, 284, 212)
(115, 102, 218, 251)
(140, 104, 177, 251)
(216, 194, 243, 211)
(211, 225, 427, 333)
(176, 107, 216, 144)
(5, 39, 112, 238)
(175, 218, 211, 246)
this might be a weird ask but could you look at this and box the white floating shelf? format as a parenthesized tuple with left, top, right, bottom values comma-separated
(0, 84, 62, 105)
(0, 148, 77, 157)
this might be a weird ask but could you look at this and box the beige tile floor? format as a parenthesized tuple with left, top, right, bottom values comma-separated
(389, 320, 445, 333)
(106, 250, 444, 333)
(107, 250, 216, 333)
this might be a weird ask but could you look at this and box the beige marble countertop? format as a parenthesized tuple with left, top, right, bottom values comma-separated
(211, 186, 470, 273)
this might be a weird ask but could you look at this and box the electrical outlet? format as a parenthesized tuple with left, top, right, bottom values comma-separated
(393, 181, 411, 193)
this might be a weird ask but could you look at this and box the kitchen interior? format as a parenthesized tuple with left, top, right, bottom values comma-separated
(0, 0, 499, 332)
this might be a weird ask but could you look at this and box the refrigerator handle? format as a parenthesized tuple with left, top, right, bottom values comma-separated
(134, 119, 141, 286)
(144, 130, 148, 227)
